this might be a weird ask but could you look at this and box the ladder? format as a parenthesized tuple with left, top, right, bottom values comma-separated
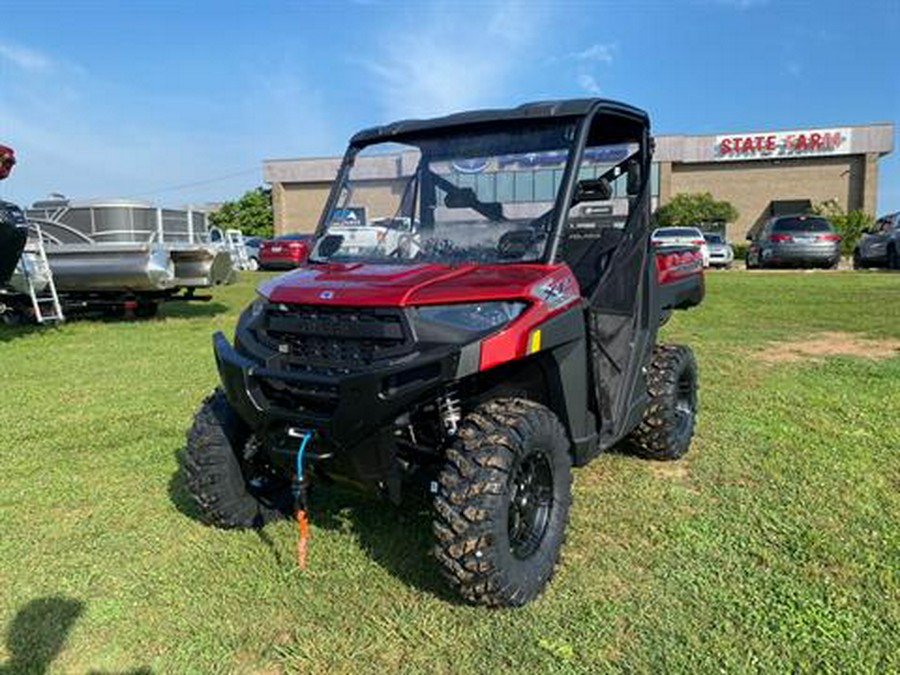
(21, 222, 64, 324)
(225, 229, 250, 270)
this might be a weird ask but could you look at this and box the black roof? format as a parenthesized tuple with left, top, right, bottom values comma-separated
(350, 98, 649, 146)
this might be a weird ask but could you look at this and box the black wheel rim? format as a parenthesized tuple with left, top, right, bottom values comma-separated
(674, 370, 695, 438)
(508, 453, 553, 560)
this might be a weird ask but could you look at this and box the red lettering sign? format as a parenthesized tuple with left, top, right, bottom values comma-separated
(715, 129, 848, 159)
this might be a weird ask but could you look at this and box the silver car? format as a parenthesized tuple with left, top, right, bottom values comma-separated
(746, 215, 841, 269)
(854, 212, 899, 270)
(702, 232, 734, 268)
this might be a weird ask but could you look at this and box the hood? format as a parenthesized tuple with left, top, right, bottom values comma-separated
(259, 262, 570, 306)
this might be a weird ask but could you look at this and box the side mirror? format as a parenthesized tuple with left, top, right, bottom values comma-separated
(444, 187, 477, 209)
(626, 159, 642, 196)
(573, 178, 612, 204)
(317, 234, 343, 258)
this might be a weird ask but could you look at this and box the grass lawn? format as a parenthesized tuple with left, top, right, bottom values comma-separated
(1, 270, 898, 674)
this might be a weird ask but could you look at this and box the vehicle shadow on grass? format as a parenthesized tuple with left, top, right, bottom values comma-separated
(309, 483, 462, 603)
(0, 323, 44, 344)
(0, 596, 151, 674)
(155, 300, 230, 320)
(166, 453, 460, 604)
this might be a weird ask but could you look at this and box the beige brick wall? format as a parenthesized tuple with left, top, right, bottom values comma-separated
(670, 156, 860, 240)
(273, 182, 332, 234)
(274, 178, 410, 234)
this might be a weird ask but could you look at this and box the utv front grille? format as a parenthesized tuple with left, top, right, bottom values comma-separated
(257, 304, 413, 373)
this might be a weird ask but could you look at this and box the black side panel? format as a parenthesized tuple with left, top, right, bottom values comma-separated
(587, 185, 658, 451)
(0, 223, 27, 286)
(536, 305, 597, 461)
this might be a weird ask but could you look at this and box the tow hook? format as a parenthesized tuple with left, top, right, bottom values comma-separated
(287, 428, 313, 569)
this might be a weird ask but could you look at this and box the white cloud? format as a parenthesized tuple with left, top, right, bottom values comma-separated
(355, 1, 541, 121)
(572, 43, 616, 64)
(0, 43, 334, 205)
(0, 42, 55, 73)
(577, 73, 602, 95)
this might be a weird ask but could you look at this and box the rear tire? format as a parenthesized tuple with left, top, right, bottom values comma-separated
(852, 250, 864, 270)
(625, 344, 698, 461)
(432, 399, 571, 607)
(183, 389, 289, 528)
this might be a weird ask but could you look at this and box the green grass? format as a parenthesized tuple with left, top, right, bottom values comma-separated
(1, 270, 898, 674)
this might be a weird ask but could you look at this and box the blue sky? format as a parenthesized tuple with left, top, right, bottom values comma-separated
(1, 0, 898, 212)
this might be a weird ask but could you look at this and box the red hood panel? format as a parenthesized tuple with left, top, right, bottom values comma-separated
(260, 262, 570, 306)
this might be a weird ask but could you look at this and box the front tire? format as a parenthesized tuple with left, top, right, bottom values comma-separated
(182, 389, 289, 528)
(625, 344, 698, 461)
(432, 399, 571, 607)
(888, 245, 899, 271)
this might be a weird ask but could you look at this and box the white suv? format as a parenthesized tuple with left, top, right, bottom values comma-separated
(651, 226, 710, 268)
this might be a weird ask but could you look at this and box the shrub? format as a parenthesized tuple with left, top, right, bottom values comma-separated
(731, 241, 750, 262)
(655, 192, 739, 229)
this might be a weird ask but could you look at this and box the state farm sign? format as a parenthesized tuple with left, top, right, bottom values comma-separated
(715, 128, 851, 161)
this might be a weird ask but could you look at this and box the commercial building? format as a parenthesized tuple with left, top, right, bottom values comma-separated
(263, 122, 894, 241)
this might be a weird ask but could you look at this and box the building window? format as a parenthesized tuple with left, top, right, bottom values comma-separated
(476, 173, 495, 202)
(533, 170, 555, 201)
(514, 172, 533, 202)
(495, 172, 514, 202)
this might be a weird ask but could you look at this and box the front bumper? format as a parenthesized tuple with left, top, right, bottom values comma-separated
(213, 332, 464, 455)
(764, 244, 840, 266)
(259, 258, 302, 270)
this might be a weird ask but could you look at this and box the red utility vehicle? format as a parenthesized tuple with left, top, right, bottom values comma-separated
(183, 99, 704, 606)
(258, 233, 314, 270)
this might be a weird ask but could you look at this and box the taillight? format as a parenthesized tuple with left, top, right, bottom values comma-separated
(818, 233, 841, 241)
(288, 241, 302, 249)
(691, 239, 705, 246)
(769, 233, 792, 243)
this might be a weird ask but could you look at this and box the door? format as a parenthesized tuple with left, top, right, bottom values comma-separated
(559, 113, 654, 449)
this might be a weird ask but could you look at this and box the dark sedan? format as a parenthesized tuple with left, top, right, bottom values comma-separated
(746, 215, 841, 269)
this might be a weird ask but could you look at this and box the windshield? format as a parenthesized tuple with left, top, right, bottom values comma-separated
(654, 228, 701, 238)
(703, 233, 723, 243)
(311, 121, 579, 264)
(773, 216, 832, 232)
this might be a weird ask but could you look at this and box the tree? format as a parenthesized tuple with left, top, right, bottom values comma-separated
(812, 200, 874, 255)
(655, 192, 738, 229)
(208, 187, 274, 238)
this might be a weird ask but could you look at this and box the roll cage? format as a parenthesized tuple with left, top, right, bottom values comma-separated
(314, 98, 653, 271)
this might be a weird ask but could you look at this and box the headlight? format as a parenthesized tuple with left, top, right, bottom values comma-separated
(414, 301, 527, 335)
(248, 295, 266, 318)
(237, 293, 267, 333)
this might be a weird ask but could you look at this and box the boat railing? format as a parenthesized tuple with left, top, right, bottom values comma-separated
(26, 218, 94, 246)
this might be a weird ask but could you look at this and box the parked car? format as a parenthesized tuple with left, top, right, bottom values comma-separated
(259, 234, 315, 270)
(312, 215, 419, 259)
(853, 212, 900, 270)
(244, 237, 263, 270)
(702, 232, 734, 268)
(746, 215, 840, 269)
(652, 226, 709, 267)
